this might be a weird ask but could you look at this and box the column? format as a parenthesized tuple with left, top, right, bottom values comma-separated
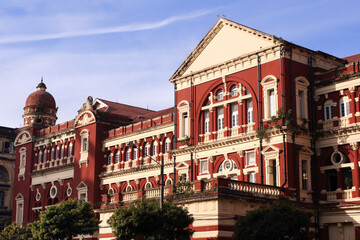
(352, 142, 360, 197)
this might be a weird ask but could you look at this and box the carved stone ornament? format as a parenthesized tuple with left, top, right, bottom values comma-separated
(75, 111, 96, 128)
(14, 130, 33, 147)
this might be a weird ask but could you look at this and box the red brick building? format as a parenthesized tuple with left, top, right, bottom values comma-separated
(12, 18, 360, 240)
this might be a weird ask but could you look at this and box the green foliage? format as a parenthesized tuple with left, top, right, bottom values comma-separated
(108, 199, 194, 240)
(0, 223, 31, 240)
(172, 177, 194, 199)
(256, 108, 307, 140)
(31, 198, 100, 240)
(233, 201, 313, 240)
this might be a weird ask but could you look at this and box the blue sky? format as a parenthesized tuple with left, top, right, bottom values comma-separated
(0, 0, 359, 128)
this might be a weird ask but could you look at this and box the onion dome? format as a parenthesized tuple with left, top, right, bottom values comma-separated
(22, 79, 58, 128)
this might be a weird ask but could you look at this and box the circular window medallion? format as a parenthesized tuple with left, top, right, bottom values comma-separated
(35, 191, 41, 201)
(224, 160, 232, 171)
(50, 185, 58, 199)
(331, 152, 343, 165)
(66, 187, 72, 197)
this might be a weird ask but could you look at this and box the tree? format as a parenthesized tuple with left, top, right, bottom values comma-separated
(233, 200, 313, 240)
(0, 223, 31, 240)
(31, 198, 100, 240)
(108, 199, 194, 240)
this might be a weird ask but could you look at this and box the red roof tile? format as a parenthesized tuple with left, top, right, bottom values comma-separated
(343, 53, 360, 63)
(96, 99, 154, 119)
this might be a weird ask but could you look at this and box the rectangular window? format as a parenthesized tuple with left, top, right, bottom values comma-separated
(340, 101, 350, 117)
(302, 160, 308, 190)
(231, 104, 239, 127)
(115, 153, 120, 164)
(247, 152, 255, 166)
(38, 152, 42, 164)
(204, 111, 210, 134)
(144, 146, 149, 157)
(107, 155, 112, 165)
(299, 90, 304, 118)
(183, 113, 188, 137)
(247, 100, 253, 123)
(133, 149, 138, 160)
(21, 155, 26, 167)
(152, 144, 157, 156)
(126, 151, 130, 161)
(165, 142, 170, 152)
(55, 148, 59, 159)
(43, 151, 47, 162)
(217, 107, 224, 130)
(79, 193, 87, 202)
(68, 145, 72, 157)
(324, 104, 334, 120)
(0, 192, 4, 207)
(82, 138, 88, 152)
(17, 203, 23, 226)
(200, 160, 209, 173)
(269, 90, 276, 117)
(249, 172, 256, 183)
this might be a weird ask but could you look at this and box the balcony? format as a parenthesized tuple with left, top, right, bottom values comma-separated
(321, 187, 354, 202)
(323, 119, 334, 130)
(102, 178, 283, 209)
(33, 156, 74, 172)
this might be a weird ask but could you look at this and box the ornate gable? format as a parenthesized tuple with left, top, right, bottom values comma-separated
(14, 130, 33, 147)
(74, 110, 96, 128)
(170, 18, 275, 81)
(261, 145, 280, 155)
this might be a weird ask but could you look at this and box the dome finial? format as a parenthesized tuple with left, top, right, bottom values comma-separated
(36, 77, 47, 91)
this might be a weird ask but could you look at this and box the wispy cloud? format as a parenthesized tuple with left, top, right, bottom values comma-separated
(0, 9, 214, 44)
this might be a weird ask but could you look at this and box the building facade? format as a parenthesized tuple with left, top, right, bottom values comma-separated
(12, 18, 360, 240)
(0, 126, 16, 229)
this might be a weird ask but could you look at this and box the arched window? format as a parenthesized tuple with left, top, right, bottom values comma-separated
(324, 100, 334, 120)
(152, 142, 158, 156)
(339, 96, 350, 118)
(50, 148, 55, 161)
(216, 89, 224, 101)
(115, 151, 120, 164)
(230, 85, 238, 97)
(38, 151, 42, 164)
(133, 148, 138, 160)
(43, 150, 47, 163)
(125, 149, 130, 162)
(0, 166, 9, 180)
(55, 147, 59, 159)
(60, 145, 64, 159)
(68, 143, 73, 157)
(144, 182, 153, 190)
(164, 138, 171, 152)
(204, 111, 210, 134)
(126, 185, 133, 192)
(246, 99, 253, 123)
(107, 154, 112, 165)
(144, 144, 150, 157)
(231, 104, 238, 127)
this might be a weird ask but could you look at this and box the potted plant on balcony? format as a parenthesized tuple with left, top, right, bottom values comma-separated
(344, 177, 352, 190)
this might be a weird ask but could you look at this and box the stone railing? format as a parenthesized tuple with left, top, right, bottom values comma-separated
(322, 188, 354, 202)
(225, 180, 281, 196)
(246, 123, 255, 133)
(33, 156, 74, 172)
(123, 191, 139, 202)
(323, 120, 334, 130)
(217, 130, 225, 140)
(339, 117, 350, 128)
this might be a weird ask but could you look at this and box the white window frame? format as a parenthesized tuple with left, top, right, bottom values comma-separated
(217, 89, 224, 101)
(204, 111, 210, 134)
(43, 149, 47, 163)
(249, 172, 256, 183)
(107, 154, 112, 165)
(261, 146, 280, 187)
(200, 159, 209, 174)
(18, 147, 26, 180)
(77, 181, 88, 202)
(177, 100, 190, 140)
(165, 139, 170, 152)
(298, 147, 313, 194)
(339, 96, 350, 118)
(324, 101, 334, 121)
(60, 145, 64, 159)
(79, 129, 89, 167)
(152, 142, 158, 156)
(126, 150, 130, 161)
(68, 143, 73, 157)
(144, 144, 150, 157)
(261, 76, 278, 120)
(217, 107, 224, 130)
(15, 193, 24, 226)
(295, 77, 309, 123)
(230, 85, 238, 97)
(246, 151, 256, 166)
(115, 151, 120, 164)
(247, 99, 253, 123)
(231, 103, 239, 127)
(38, 151, 42, 164)
(133, 148, 138, 160)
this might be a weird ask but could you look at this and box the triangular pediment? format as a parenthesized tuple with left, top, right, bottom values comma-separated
(261, 145, 280, 155)
(77, 181, 88, 190)
(176, 162, 189, 169)
(170, 18, 274, 80)
(299, 147, 314, 156)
